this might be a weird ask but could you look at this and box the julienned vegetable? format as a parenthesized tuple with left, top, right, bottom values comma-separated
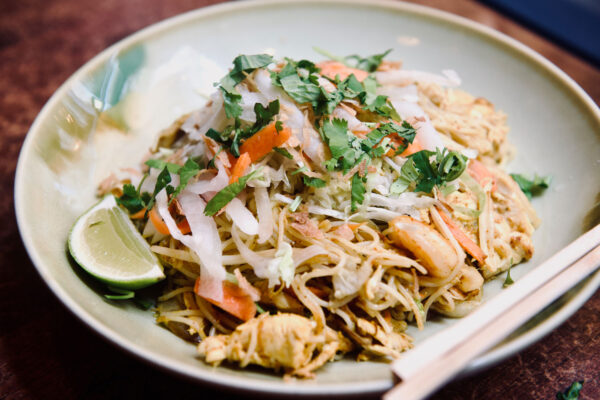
(75, 49, 548, 378)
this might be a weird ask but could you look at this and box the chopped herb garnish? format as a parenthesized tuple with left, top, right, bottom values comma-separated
(313, 47, 392, 72)
(273, 147, 293, 159)
(207, 100, 280, 157)
(272, 56, 400, 119)
(345, 49, 393, 72)
(271, 59, 322, 105)
(145, 166, 172, 212)
(204, 169, 263, 216)
(557, 380, 583, 400)
(360, 75, 401, 120)
(510, 173, 551, 199)
(390, 159, 420, 195)
(321, 118, 417, 184)
(144, 159, 182, 173)
(303, 176, 326, 188)
(140, 158, 203, 210)
(167, 158, 202, 204)
(289, 195, 302, 212)
(503, 266, 514, 287)
(218, 54, 274, 119)
(391, 149, 468, 194)
(351, 172, 367, 212)
(275, 120, 284, 133)
(320, 118, 367, 173)
(255, 302, 267, 314)
(117, 184, 149, 214)
(291, 166, 308, 175)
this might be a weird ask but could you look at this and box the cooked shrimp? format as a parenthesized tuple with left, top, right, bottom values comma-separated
(388, 216, 459, 278)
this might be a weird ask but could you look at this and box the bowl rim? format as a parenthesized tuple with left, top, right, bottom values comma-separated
(14, 0, 600, 396)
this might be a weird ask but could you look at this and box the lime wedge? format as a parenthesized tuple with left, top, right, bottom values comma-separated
(68, 195, 165, 290)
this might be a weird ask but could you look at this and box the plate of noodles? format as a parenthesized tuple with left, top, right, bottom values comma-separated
(14, 0, 600, 396)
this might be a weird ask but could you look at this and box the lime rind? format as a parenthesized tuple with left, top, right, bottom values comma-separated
(68, 195, 165, 290)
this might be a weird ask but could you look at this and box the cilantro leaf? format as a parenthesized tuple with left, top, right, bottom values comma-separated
(390, 159, 420, 195)
(321, 119, 416, 174)
(346, 49, 392, 72)
(254, 99, 280, 128)
(320, 118, 366, 172)
(204, 169, 263, 216)
(503, 266, 514, 287)
(218, 54, 274, 119)
(221, 89, 243, 119)
(144, 166, 172, 212)
(116, 184, 147, 214)
(313, 47, 392, 72)
(303, 176, 326, 188)
(321, 118, 352, 160)
(510, 173, 551, 199)
(361, 121, 416, 156)
(168, 158, 201, 204)
(557, 380, 583, 400)
(273, 147, 293, 159)
(278, 72, 321, 104)
(351, 172, 367, 212)
(392, 149, 468, 195)
(315, 74, 363, 115)
(144, 159, 181, 173)
(360, 75, 401, 120)
(410, 151, 438, 193)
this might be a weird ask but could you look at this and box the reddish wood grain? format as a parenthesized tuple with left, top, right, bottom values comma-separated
(1, 0, 598, 399)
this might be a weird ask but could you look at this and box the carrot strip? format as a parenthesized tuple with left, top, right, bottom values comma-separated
(194, 278, 256, 321)
(149, 207, 191, 235)
(129, 208, 147, 219)
(468, 159, 497, 191)
(229, 152, 251, 184)
(385, 134, 423, 157)
(382, 309, 392, 322)
(307, 286, 328, 299)
(316, 60, 369, 82)
(239, 122, 291, 162)
(437, 208, 486, 264)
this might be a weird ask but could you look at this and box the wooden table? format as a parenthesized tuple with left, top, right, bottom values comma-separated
(1, 0, 598, 398)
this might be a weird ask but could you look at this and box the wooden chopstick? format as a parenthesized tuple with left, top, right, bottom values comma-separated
(385, 224, 600, 400)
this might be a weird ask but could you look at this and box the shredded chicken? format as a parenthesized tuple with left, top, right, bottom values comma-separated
(198, 313, 351, 377)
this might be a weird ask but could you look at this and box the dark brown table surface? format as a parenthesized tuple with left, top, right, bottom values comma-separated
(1, 0, 599, 399)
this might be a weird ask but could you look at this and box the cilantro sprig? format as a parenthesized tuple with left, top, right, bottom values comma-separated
(204, 169, 263, 216)
(557, 380, 583, 400)
(390, 149, 468, 195)
(510, 173, 550, 199)
(351, 172, 367, 212)
(313, 47, 392, 72)
(116, 158, 202, 215)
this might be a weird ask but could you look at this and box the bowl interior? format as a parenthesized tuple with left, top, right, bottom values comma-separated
(15, 0, 600, 395)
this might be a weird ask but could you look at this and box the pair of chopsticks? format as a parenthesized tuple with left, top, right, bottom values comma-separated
(385, 224, 600, 400)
